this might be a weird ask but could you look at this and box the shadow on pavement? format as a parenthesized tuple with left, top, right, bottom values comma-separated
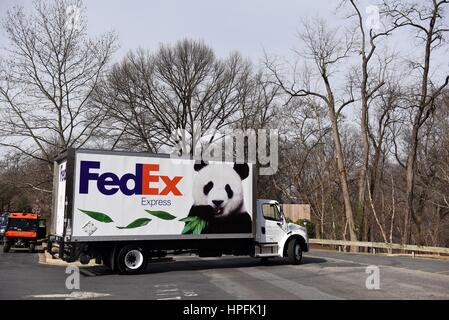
(79, 255, 328, 277)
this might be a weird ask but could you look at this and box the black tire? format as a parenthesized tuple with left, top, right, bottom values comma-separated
(3, 242, 11, 253)
(287, 238, 303, 265)
(29, 243, 36, 253)
(116, 244, 148, 275)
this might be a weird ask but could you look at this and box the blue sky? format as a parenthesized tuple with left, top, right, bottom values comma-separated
(1, 1, 447, 75)
(0, 0, 448, 129)
(0, 0, 339, 63)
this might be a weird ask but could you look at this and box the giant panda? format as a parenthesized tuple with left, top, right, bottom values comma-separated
(186, 161, 252, 234)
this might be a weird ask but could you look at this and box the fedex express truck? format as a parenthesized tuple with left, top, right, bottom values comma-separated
(48, 149, 309, 274)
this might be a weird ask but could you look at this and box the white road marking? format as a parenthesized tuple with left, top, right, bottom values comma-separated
(157, 296, 182, 300)
(154, 284, 177, 288)
(154, 284, 198, 299)
(156, 289, 179, 294)
(183, 290, 198, 297)
(156, 285, 180, 299)
(27, 291, 111, 300)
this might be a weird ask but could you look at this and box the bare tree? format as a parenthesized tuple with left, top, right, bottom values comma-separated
(0, 0, 117, 168)
(270, 97, 330, 202)
(96, 40, 252, 155)
(342, 0, 398, 240)
(266, 19, 359, 245)
(383, 0, 449, 244)
(235, 70, 280, 131)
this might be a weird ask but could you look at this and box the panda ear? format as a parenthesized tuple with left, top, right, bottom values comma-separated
(233, 163, 249, 180)
(194, 160, 208, 172)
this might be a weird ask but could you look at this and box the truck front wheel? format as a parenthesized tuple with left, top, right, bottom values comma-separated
(287, 238, 302, 265)
(116, 245, 148, 275)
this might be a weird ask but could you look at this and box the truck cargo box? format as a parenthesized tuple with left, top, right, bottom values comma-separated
(51, 149, 255, 242)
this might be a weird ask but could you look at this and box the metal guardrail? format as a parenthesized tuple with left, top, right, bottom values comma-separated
(310, 239, 449, 255)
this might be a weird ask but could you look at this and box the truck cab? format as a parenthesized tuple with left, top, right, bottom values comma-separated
(2, 213, 46, 253)
(254, 199, 309, 264)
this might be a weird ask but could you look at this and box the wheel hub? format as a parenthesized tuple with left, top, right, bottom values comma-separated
(124, 249, 143, 270)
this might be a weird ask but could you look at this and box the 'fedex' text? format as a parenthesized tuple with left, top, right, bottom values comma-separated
(79, 161, 183, 196)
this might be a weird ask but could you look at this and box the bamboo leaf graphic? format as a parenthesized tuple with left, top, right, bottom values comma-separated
(179, 216, 197, 223)
(78, 209, 113, 223)
(182, 222, 195, 234)
(193, 220, 205, 235)
(145, 210, 176, 220)
(181, 216, 207, 234)
(117, 218, 152, 229)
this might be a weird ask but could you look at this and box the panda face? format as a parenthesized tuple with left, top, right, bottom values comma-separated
(192, 163, 249, 216)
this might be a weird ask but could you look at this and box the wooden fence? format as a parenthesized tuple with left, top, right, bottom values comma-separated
(282, 204, 311, 222)
(310, 239, 449, 255)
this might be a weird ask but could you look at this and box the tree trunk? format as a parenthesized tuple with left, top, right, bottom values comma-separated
(328, 103, 358, 247)
(356, 78, 370, 241)
(404, 103, 423, 245)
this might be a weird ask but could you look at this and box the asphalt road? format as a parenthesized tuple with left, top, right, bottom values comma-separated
(1, 246, 449, 300)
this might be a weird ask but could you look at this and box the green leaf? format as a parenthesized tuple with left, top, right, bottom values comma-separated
(179, 216, 197, 223)
(196, 219, 207, 234)
(181, 216, 207, 235)
(117, 218, 152, 229)
(193, 222, 204, 235)
(182, 220, 197, 234)
(192, 219, 207, 235)
(78, 209, 113, 223)
(145, 210, 176, 220)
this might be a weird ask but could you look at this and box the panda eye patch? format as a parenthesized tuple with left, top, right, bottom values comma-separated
(204, 181, 214, 195)
(225, 184, 233, 198)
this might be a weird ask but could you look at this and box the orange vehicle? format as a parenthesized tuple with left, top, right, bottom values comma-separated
(2, 213, 46, 253)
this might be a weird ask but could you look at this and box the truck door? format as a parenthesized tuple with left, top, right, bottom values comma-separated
(51, 160, 67, 237)
(258, 202, 287, 243)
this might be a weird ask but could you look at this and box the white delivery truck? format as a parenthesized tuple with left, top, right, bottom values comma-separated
(48, 149, 309, 274)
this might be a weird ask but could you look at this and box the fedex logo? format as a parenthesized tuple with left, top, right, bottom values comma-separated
(79, 161, 183, 196)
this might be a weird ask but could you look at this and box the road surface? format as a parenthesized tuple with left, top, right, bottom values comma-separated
(1, 247, 449, 300)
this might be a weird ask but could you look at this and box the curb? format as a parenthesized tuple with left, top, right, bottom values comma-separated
(38, 251, 98, 267)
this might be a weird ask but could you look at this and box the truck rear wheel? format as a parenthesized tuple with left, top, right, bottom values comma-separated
(3, 242, 11, 253)
(116, 245, 148, 275)
(287, 238, 302, 265)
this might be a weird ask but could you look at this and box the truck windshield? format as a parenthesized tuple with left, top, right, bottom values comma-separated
(262, 204, 282, 221)
(7, 218, 38, 231)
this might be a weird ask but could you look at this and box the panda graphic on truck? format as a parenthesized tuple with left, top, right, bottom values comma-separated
(186, 161, 252, 234)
